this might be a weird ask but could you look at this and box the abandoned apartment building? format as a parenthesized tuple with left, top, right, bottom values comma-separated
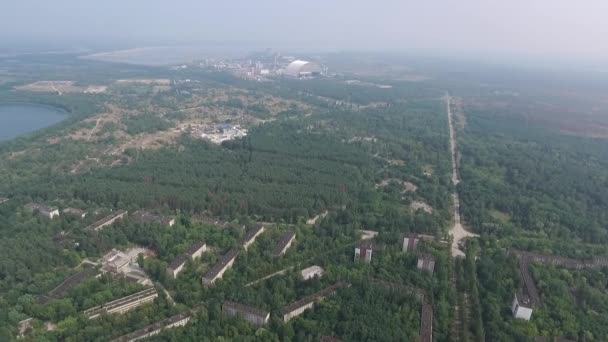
(272, 231, 296, 257)
(166, 241, 207, 279)
(132, 210, 176, 227)
(25, 203, 60, 219)
(84, 287, 158, 319)
(86, 210, 128, 232)
(111, 312, 192, 342)
(202, 248, 239, 286)
(280, 282, 349, 322)
(222, 301, 270, 327)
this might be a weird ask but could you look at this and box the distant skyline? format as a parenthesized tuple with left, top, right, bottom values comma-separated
(1, 0, 608, 67)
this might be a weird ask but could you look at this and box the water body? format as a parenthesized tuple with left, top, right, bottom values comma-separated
(82, 45, 252, 66)
(0, 104, 67, 141)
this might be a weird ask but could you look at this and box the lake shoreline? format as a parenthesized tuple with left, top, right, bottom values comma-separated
(0, 103, 68, 142)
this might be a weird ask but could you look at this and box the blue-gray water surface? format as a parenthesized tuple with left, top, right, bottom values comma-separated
(0, 104, 67, 141)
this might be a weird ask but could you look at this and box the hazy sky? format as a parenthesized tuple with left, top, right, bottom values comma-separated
(2, 0, 607, 65)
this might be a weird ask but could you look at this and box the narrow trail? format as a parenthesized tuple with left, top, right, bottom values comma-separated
(87, 117, 103, 141)
(244, 267, 294, 287)
(446, 93, 478, 258)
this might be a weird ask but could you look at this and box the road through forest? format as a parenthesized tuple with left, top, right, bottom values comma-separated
(446, 93, 478, 257)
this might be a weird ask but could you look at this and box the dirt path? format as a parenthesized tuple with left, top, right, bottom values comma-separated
(446, 93, 478, 258)
(245, 267, 294, 287)
(87, 117, 103, 141)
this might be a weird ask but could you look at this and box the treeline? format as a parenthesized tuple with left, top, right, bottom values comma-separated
(458, 105, 608, 242)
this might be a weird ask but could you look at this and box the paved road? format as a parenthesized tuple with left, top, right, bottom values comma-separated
(446, 93, 478, 258)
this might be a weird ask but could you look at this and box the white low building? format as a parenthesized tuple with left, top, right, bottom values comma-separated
(512, 293, 533, 320)
(301, 266, 324, 280)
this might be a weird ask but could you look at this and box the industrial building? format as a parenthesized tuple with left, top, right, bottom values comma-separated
(272, 231, 296, 257)
(84, 287, 158, 319)
(280, 283, 348, 322)
(354, 240, 373, 263)
(202, 248, 239, 285)
(417, 255, 436, 273)
(284, 60, 322, 78)
(111, 312, 191, 342)
(167, 241, 207, 279)
(300, 265, 324, 281)
(240, 224, 266, 250)
(25, 203, 59, 219)
(222, 301, 270, 326)
(86, 210, 128, 232)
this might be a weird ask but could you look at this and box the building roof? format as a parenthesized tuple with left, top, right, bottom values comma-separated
(272, 231, 296, 256)
(223, 301, 269, 318)
(132, 210, 175, 226)
(111, 312, 191, 342)
(84, 287, 157, 317)
(167, 254, 187, 270)
(356, 240, 373, 250)
(240, 224, 265, 245)
(284, 60, 321, 77)
(420, 303, 433, 342)
(25, 203, 58, 214)
(203, 248, 239, 280)
(85, 210, 128, 231)
(49, 268, 98, 298)
(185, 241, 206, 256)
(281, 282, 348, 315)
(62, 207, 86, 216)
(168, 241, 206, 270)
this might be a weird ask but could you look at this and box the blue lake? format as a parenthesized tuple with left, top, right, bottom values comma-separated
(0, 104, 67, 141)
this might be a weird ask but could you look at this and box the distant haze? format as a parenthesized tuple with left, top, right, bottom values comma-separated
(1, 0, 607, 66)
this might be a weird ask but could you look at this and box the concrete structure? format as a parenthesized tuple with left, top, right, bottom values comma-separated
(111, 312, 191, 342)
(86, 210, 128, 231)
(420, 303, 433, 342)
(167, 241, 207, 279)
(300, 265, 324, 280)
(280, 283, 348, 322)
(284, 60, 322, 78)
(202, 248, 239, 285)
(512, 293, 534, 321)
(132, 210, 175, 227)
(354, 240, 373, 263)
(25, 203, 59, 219)
(359, 229, 378, 240)
(272, 231, 296, 257)
(102, 250, 131, 273)
(17, 318, 34, 338)
(417, 255, 436, 273)
(222, 301, 270, 326)
(62, 207, 87, 218)
(84, 287, 158, 319)
(0, 197, 8, 204)
(240, 224, 266, 250)
(402, 233, 420, 253)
